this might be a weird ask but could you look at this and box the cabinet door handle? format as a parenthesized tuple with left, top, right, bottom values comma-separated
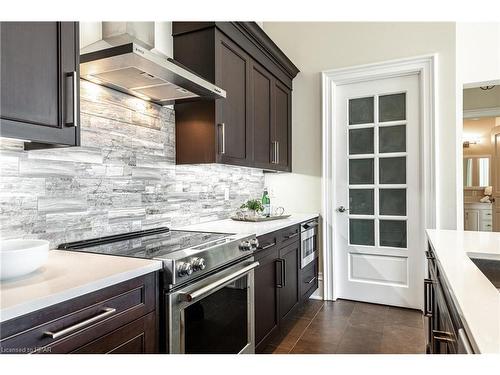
(285, 232, 298, 239)
(44, 307, 116, 339)
(218, 123, 225, 154)
(424, 279, 433, 317)
(275, 259, 283, 288)
(66, 71, 78, 127)
(271, 141, 277, 164)
(275, 141, 279, 164)
(281, 258, 286, 287)
(258, 242, 276, 250)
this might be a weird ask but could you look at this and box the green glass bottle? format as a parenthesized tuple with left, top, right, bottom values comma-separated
(262, 188, 271, 217)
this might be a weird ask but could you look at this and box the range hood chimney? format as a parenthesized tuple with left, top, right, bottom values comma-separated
(80, 22, 225, 105)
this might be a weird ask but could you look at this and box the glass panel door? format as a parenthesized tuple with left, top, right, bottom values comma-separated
(348, 93, 408, 249)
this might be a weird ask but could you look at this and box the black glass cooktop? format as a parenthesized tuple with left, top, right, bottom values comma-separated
(57, 227, 230, 260)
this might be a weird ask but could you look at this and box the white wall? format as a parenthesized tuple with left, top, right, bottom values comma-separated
(263, 22, 458, 229)
(456, 23, 500, 87)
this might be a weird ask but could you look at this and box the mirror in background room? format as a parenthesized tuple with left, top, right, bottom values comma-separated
(463, 85, 500, 232)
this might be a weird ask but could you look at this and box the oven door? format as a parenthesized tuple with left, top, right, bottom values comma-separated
(167, 258, 259, 354)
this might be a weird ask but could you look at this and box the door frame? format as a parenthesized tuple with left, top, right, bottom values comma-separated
(321, 55, 437, 301)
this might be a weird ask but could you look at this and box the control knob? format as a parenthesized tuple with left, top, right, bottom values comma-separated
(249, 238, 259, 249)
(191, 257, 206, 271)
(239, 240, 252, 251)
(177, 262, 193, 277)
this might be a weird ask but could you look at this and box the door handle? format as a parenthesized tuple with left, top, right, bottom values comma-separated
(337, 206, 349, 213)
(218, 123, 226, 154)
(284, 232, 298, 239)
(275, 259, 283, 288)
(433, 330, 454, 343)
(281, 258, 286, 287)
(66, 71, 78, 127)
(306, 276, 316, 284)
(271, 141, 278, 164)
(44, 307, 116, 339)
(424, 279, 433, 317)
(178, 261, 259, 302)
(258, 242, 276, 250)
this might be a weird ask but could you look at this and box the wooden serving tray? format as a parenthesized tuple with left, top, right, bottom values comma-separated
(230, 214, 291, 222)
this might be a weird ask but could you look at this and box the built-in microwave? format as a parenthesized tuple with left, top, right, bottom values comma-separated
(300, 219, 318, 269)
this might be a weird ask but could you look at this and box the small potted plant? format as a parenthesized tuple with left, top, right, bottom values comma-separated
(239, 199, 264, 220)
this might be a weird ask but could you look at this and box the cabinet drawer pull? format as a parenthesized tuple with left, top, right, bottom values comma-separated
(44, 307, 116, 339)
(258, 242, 276, 250)
(433, 330, 454, 342)
(284, 232, 298, 239)
(433, 335, 454, 343)
(306, 276, 316, 284)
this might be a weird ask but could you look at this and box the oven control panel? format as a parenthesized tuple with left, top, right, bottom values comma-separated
(177, 257, 207, 277)
(239, 238, 259, 251)
(170, 234, 258, 285)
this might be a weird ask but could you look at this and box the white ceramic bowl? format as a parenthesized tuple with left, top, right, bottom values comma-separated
(0, 239, 49, 281)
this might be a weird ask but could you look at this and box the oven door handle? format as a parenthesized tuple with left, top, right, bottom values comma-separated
(177, 261, 260, 303)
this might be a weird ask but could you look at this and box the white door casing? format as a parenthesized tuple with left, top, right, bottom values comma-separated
(321, 55, 437, 309)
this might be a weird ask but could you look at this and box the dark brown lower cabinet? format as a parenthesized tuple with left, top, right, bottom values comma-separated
(254, 245, 280, 349)
(278, 242, 300, 320)
(254, 223, 318, 352)
(425, 243, 474, 354)
(72, 312, 157, 354)
(300, 259, 319, 302)
(0, 272, 159, 354)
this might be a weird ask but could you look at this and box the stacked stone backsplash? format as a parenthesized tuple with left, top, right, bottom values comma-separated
(0, 80, 264, 248)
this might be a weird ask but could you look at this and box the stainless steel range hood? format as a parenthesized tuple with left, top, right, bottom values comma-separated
(80, 22, 225, 105)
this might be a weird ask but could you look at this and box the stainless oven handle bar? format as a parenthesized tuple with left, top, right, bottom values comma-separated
(178, 261, 260, 303)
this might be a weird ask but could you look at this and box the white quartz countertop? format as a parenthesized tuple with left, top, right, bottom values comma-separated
(426, 229, 500, 353)
(0, 250, 162, 322)
(176, 213, 320, 236)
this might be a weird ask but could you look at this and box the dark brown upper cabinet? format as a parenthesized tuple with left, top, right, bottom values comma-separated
(173, 22, 299, 172)
(0, 22, 80, 148)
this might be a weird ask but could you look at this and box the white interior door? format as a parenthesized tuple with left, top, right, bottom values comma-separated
(334, 74, 423, 309)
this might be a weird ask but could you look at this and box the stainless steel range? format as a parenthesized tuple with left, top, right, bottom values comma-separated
(58, 227, 259, 354)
